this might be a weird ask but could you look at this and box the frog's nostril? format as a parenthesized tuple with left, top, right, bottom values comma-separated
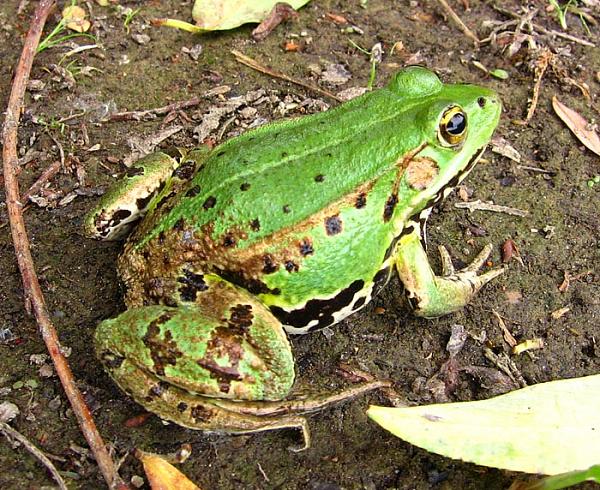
(477, 96, 486, 108)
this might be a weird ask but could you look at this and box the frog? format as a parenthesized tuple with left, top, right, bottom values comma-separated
(85, 66, 503, 450)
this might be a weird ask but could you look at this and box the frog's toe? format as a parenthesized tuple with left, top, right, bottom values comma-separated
(453, 243, 504, 291)
(463, 243, 494, 273)
(438, 245, 455, 276)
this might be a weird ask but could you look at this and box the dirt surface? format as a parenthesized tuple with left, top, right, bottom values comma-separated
(0, 1, 599, 489)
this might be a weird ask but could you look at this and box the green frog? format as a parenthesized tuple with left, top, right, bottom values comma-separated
(86, 67, 503, 449)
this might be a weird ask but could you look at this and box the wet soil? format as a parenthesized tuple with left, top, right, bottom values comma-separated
(0, 1, 598, 489)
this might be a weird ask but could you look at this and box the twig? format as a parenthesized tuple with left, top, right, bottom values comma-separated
(517, 48, 553, 125)
(493, 5, 595, 47)
(109, 96, 203, 121)
(231, 50, 342, 102)
(534, 23, 595, 47)
(516, 164, 556, 174)
(454, 199, 529, 217)
(0, 421, 68, 490)
(433, 0, 480, 45)
(1, 1, 125, 488)
(21, 160, 62, 203)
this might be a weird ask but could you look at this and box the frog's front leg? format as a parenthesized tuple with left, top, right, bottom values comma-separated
(95, 276, 385, 450)
(394, 228, 504, 318)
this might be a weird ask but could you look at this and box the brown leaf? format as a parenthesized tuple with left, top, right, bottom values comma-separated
(552, 96, 600, 157)
(501, 238, 523, 266)
(137, 450, 201, 490)
(283, 40, 300, 52)
(252, 3, 299, 41)
(124, 412, 153, 428)
(326, 12, 348, 24)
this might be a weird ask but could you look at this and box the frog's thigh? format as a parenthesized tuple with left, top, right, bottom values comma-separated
(393, 228, 503, 318)
(95, 278, 296, 403)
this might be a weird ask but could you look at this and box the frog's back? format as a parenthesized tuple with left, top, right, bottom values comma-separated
(139, 69, 443, 250)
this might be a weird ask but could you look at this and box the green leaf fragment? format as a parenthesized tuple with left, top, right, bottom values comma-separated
(516, 465, 600, 490)
(192, 0, 311, 31)
(367, 374, 600, 475)
(489, 68, 509, 80)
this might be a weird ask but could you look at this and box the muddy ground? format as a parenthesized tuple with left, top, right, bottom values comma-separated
(0, 0, 599, 489)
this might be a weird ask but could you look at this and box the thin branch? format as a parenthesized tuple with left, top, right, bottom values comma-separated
(454, 199, 529, 217)
(433, 0, 480, 45)
(21, 160, 62, 203)
(108, 96, 202, 121)
(231, 50, 342, 102)
(0, 421, 68, 490)
(1, 1, 125, 488)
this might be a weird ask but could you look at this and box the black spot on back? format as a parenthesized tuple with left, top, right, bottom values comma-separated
(228, 304, 253, 332)
(223, 234, 236, 247)
(325, 215, 343, 235)
(355, 193, 367, 209)
(285, 260, 299, 272)
(299, 239, 314, 256)
(250, 218, 261, 231)
(203, 196, 217, 209)
(262, 254, 278, 273)
(186, 185, 201, 197)
(173, 160, 196, 180)
(383, 194, 398, 222)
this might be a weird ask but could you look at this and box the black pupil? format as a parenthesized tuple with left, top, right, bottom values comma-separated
(447, 112, 466, 135)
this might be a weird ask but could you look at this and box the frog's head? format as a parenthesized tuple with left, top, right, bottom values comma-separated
(389, 67, 501, 211)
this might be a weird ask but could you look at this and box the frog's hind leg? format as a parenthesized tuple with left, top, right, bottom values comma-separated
(101, 354, 385, 451)
(393, 226, 504, 318)
(95, 274, 386, 450)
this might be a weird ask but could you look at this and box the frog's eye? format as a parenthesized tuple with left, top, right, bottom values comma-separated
(438, 106, 467, 148)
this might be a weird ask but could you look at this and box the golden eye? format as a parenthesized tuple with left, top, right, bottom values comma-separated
(439, 106, 467, 147)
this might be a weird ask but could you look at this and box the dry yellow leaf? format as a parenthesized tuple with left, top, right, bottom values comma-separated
(513, 338, 544, 355)
(62, 5, 91, 33)
(137, 450, 201, 490)
(551, 306, 570, 319)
